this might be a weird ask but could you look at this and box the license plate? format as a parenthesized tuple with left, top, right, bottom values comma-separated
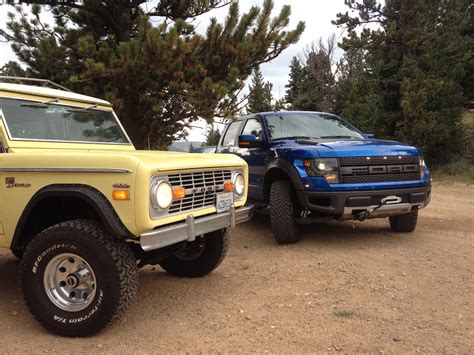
(216, 192, 234, 213)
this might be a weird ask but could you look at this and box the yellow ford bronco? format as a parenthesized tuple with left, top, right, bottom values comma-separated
(0, 77, 252, 337)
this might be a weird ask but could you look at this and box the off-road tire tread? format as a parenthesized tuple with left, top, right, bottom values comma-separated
(389, 211, 418, 233)
(20, 219, 138, 337)
(270, 180, 300, 244)
(160, 228, 230, 278)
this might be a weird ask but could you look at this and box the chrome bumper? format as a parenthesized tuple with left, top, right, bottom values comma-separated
(140, 205, 253, 252)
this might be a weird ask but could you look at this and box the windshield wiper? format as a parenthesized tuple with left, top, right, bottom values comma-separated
(319, 135, 357, 139)
(273, 136, 317, 141)
(67, 104, 98, 113)
(21, 98, 59, 108)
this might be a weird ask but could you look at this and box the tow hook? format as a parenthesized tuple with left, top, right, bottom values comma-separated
(353, 202, 386, 222)
(353, 195, 405, 221)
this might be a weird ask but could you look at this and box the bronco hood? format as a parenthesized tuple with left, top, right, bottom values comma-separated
(4, 148, 246, 173)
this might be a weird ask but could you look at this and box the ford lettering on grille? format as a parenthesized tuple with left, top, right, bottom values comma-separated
(339, 156, 420, 184)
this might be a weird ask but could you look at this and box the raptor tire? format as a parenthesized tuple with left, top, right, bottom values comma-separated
(270, 180, 300, 244)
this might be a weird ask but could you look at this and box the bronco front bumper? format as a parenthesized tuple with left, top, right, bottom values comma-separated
(140, 205, 253, 251)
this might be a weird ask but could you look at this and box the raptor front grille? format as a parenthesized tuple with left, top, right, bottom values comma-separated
(339, 155, 421, 184)
(167, 170, 232, 213)
(339, 155, 420, 166)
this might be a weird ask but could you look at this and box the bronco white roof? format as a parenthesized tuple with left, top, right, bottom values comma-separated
(0, 82, 112, 106)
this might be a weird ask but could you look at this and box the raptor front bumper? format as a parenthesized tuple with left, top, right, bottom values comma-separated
(296, 186, 431, 220)
(140, 205, 253, 251)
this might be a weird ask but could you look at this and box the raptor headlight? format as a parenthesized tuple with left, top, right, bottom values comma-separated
(419, 156, 426, 180)
(304, 158, 340, 184)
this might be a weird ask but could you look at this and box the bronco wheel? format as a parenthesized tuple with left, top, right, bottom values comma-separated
(270, 180, 300, 244)
(20, 220, 138, 337)
(389, 210, 418, 232)
(159, 228, 230, 278)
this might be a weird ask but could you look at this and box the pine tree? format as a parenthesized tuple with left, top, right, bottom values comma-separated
(204, 125, 221, 146)
(0, 1, 304, 149)
(273, 98, 286, 111)
(285, 56, 305, 107)
(0, 61, 25, 76)
(247, 67, 274, 113)
(285, 36, 339, 112)
(334, 0, 472, 164)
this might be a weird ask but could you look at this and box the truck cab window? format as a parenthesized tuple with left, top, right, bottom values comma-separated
(222, 122, 241, 147)
(242, 118, 264, 141)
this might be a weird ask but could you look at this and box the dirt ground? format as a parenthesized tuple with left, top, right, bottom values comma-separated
(0, 183, 472, 353)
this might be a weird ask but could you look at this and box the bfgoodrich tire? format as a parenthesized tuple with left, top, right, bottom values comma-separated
(20, 220, 138, 337)
(160, 228, 230, 278)
(389, 210, 418, 232)
(270, 180, 300, 244)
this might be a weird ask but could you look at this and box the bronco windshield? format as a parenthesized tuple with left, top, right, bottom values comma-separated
(0, 98, 129, 144)
(264, 112, 364, 141)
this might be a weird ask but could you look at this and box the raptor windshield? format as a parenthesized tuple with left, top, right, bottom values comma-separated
(264, 112, 364, 141)
(0, 98, 129, 144)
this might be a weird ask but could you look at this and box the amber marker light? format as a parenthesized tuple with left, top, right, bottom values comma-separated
(224, 181, 235, 192)
(324, 173, 339, 184)
(172, 186, 186, 199)
(113, 190, 130, 200)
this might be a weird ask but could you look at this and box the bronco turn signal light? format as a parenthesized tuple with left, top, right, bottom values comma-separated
(172, 186, 186, 199)
(113, 190, 130, 200)
(224, 181, 235, 192)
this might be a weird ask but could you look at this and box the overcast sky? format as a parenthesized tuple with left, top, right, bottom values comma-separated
(0, 1, 351, 140)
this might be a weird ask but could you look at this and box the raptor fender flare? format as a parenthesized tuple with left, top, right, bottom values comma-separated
(10, 184, 134, 250)
(263, 159, 304, 201)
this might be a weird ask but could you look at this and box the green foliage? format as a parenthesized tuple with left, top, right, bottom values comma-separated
(0, 0, 304, 149)
(247, 67, 273, 113)
(284, 56, 305, 108)
(333, 0, 472, 165)
(285, 36, 339, 112)
(0, 61, 25, 76)
(272, 98, 286, 111)
(431, 158, 474, 184)
(204, 125, 221, 146)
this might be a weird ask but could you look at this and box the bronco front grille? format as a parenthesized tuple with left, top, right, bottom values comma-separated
(167, 170, 233, 213)
(339, 156, 421, 184)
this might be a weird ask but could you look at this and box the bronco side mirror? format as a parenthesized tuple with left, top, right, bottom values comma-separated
(238, 134, 263, 148)
(364, 133, 375, 139)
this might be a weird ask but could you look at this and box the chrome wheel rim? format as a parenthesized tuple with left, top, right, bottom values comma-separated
(43, 253, 97, 312)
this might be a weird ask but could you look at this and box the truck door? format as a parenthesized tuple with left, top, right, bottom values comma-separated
(232, 118, 272, 201)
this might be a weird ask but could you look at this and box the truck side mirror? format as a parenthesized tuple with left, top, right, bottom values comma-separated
(238, 134, 263, 148)
(364, 133, 375, 139)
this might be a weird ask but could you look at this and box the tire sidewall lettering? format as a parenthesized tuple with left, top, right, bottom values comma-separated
(32, 243, 77, 274)
(53, 290, 104, 324)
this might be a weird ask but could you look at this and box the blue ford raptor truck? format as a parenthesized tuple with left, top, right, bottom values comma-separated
(214, 111, 431, 244)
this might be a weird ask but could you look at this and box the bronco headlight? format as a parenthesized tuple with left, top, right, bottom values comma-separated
(304, 158, 340, 184)
(151, 180, 173, 209)
(234, 173, 245, 196)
